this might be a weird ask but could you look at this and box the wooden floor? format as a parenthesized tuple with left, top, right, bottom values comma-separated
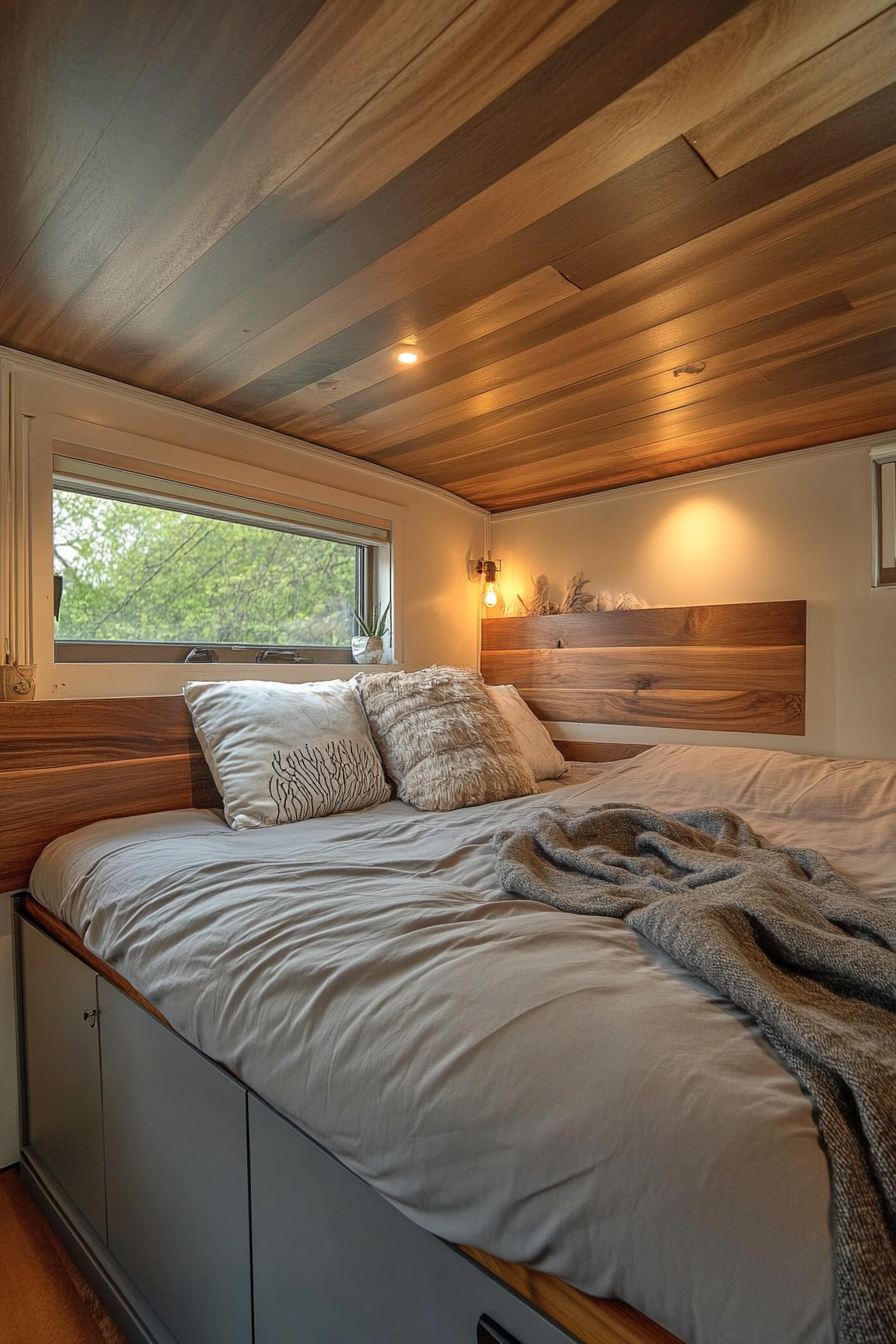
(0, 1168, 126, 1344)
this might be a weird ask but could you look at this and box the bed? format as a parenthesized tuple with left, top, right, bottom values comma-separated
(12, 732, 896, 1344)
(7, 601, 893, 1344)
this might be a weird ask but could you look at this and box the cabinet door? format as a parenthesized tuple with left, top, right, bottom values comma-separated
(99, 980, 251, 1344)
(19, 917, 106, 1239)
(250, 1096, 577, 1344)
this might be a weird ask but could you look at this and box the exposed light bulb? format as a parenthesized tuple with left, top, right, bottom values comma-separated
(475, 554, 503, 614)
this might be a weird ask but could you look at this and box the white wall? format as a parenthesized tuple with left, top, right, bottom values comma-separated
(2, 349, 487, 693)
(0, 349, 488, 1166)
(491, 437, 896, 761)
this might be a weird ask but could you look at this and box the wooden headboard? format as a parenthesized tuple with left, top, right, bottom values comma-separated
(481, 600, 806, 734)
(1, 600, 805, 892)
(0, 697, 220, 892)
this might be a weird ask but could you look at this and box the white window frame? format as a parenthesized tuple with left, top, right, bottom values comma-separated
(8, 412, 403, 697)
(870, 444, 896, 588)
(52, 458, 386, 664)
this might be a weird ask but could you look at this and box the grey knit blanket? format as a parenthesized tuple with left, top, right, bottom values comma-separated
(493, 804, 896, 1344)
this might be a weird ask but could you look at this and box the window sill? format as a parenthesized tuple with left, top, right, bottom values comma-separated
(38, 662, 402, 700)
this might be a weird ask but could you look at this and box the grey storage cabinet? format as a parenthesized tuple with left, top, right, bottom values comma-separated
(18, 916, 583, 1344)
(19, 918, 107, 1240)
(99, 980, 252, 1344)
(249, 1095, 576, 1344)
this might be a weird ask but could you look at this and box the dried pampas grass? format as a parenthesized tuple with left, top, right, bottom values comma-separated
(560, 572, 595, 613)
(517, 574, 559, 616)
(613, 591, 651, 610)
(516, 574, 650, 615)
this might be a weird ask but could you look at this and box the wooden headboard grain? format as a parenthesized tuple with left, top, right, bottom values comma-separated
(1, 603, 805, 891)
(0, 697, 220, 892)
(481, 600, 806, 734)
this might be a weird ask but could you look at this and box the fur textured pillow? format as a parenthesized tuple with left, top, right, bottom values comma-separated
(354, 665, 538, 811)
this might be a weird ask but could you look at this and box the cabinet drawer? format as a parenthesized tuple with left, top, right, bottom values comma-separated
(250, 1095, 578, 1344)
(100, 980, 252, 1344)
(19, 917, 106, 1240)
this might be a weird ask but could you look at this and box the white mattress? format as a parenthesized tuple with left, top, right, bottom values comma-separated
(30, 745, 896, 1344)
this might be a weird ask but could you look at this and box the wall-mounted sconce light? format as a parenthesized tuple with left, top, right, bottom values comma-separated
(475, 554, 503, 612)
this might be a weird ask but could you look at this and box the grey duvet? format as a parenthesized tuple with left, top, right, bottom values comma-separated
(494, 803, 896, 1344)
(30, 745, 896, 1344)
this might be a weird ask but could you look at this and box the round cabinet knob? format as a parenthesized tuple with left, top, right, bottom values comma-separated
(83, 1008, 97, 1027)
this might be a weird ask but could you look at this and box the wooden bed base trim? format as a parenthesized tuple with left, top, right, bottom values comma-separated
(23, 897, 168, 1026)
(22, 897, 681, 1344)
(462, 1248, 682, 1344)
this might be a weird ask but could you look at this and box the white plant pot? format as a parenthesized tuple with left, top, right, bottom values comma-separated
(351, 636, 384, 665)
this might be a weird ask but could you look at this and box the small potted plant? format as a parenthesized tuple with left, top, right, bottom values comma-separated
(351, 601, 390, 664)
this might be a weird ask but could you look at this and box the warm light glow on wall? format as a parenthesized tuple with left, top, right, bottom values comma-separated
(642, 495, 759, 594)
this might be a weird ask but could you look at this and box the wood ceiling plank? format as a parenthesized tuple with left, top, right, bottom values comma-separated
(620, 381, 896, 464)
(554, 82, 896, 293)
(608, 390, 896, 480)
(159, 0, 875, 403)
(228, 267, 579, 421)
(329, 89, 892, 449)
(479, 390, 896, 508)
(383, 368, 774, 480)
(31, 0, 478, 365)
(843, 263, 896, 307)
(475, 410, 896, 508)
(0, 0, 326, 348)
(446, 371, 896, 501)
(0, 0, 180, 290)
(88, 0, 617, 385)
(758, 326, 896, 390)
(242, 140, 713, 427)
(332, 227, 896, 456)
(685, 6, 896, 176)
(362, 292, 886, 468)
(512, 390, 896, 507)
(480, 646, 805, 693)
(327, 180, 896, 452)
(329, 146, 896, 444)
(429, 374, 798, 488)
(373, 297, 896, 477)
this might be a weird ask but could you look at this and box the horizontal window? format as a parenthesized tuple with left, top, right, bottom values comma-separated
(52, 463, 387, 661)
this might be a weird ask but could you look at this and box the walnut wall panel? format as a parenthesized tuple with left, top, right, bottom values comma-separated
(0, 698, 220, 892)
(480, 602, 806, 734)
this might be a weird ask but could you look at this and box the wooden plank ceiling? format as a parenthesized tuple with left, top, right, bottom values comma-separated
(2, 0, 895, 511)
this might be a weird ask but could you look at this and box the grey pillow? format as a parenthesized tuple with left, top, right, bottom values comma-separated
(485, 683, 568, 781)
(354, 665, 538, 811)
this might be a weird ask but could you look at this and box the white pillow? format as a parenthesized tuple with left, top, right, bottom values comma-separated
(184, 679, 390, 830)
(485, 684, 568, 781)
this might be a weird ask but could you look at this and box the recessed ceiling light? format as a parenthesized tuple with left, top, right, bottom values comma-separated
(395, 345, 421, 365)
